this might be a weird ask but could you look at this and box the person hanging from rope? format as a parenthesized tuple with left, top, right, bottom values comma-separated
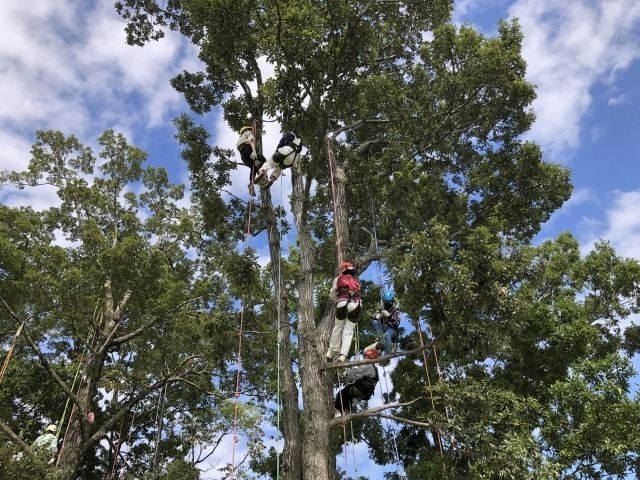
(32, 424, 58, 465)
(369, 290, 401, 366)
(236, 125, 266, 196)
(253, 131, 302, 189)
(325, 260, 362, 363)
(334, 348, 380, 417)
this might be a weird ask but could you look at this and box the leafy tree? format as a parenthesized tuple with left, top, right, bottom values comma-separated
(111, 1, 640, 479)
(2, 1, 637, 479)
(0, 130, 271, 478)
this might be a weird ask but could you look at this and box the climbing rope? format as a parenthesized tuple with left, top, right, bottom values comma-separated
(274, 174, 284, 480)
(414, 320, 444, 458)
(365, 193, 410, 480)
(117, 405, 137, 479)
(335, 369, 350, 476)
(229, 195, 254, 480)
(426, 320, 454, 450)
(56, 307, 101, 466)
(152, 381, 168, 477)
(0, 322, 23, 384)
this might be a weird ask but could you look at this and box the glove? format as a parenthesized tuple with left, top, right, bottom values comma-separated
(250, 151, 257, 160)
(380, 310, 390, 318)
(374, 312, 381, 320)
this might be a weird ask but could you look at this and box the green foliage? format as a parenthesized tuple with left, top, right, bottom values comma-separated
(0, 130, 274, 478)
(9, 1, 635, 479)
(0, 444, 69, 480)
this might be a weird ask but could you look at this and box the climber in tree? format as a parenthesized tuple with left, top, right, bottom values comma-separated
(370, 290, 401, 365)
(236, 125, 266, 196)
(32, 424, 58, 464)
(326, 260, 362, 363)
(334, 348, 380, 416)
(254, 131, 302, 189)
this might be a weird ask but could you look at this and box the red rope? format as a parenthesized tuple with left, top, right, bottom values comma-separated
(230, 193, 254, 479)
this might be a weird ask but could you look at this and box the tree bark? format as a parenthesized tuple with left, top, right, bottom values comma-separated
(260, 188, 303, 480)
(325, 135, 350, 266)
(291, 161, 338, 480)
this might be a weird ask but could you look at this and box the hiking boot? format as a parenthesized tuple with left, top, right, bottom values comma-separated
(379, 357, 391, 366)
(254, 171, 270, 187)
(337, 355, 347, 363)
(248, 183, 256, 196)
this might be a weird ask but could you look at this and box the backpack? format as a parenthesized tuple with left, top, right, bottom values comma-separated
(336, 274, 360, 296)
(277, 132, 302, 151)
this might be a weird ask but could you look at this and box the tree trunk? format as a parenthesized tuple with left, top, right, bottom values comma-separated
(56, 355, 103, 476)
(260, 189, 303, 480)
(326, 137, 350, 263)
(56, 290, 118, 477)
(291, 164, 336, 480)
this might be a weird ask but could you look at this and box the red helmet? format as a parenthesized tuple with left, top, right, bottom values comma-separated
(339, 261, 354, 273)
(364, 349, 379, 360)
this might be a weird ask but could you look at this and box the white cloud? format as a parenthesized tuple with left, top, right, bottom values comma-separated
(0, 1, 201, 211)
(607, 93, 627, 106)
(508, 0, 640, 160)
(564, 187, 593, 209)
(582, 190, 640, 259)
(1, 183, 60, 211)
(0, 131, 32, 172)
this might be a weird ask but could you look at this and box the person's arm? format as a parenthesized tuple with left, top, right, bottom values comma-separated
(388, 308, 401, 328)
(248, 133, 258, 159)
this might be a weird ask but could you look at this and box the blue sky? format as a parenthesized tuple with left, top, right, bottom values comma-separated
(1, 0, 640, 478)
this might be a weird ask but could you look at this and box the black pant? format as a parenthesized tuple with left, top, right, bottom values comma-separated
(238, 145, 265, 183)
(334, 382, 374, 413)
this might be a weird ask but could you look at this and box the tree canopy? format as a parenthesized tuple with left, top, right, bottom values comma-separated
(1, 1, 640, 479)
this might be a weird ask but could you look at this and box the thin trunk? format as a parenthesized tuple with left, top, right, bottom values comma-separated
(326, 137, 350, 264)
(260, 189, 303, 480)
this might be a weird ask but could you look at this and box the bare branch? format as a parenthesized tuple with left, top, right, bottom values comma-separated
(0, 418, 33, 454)
(329, 396, 425, 427)
(324, 343, 433, 370)
(1, 299, 84, 414)
(88, 356, 201, 445)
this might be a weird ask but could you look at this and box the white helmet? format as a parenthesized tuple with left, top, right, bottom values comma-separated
(46, 424, 57, 433)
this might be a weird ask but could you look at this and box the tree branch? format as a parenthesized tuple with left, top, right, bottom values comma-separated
(0, 418, 33, 453)
(1, 299, 84, 414)
(323, 343, 433, 370)
(88, 356, 200, 445)
(329, 396, 425, 427)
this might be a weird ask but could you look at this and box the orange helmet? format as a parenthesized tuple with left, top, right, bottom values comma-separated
(339, 261, 354, 273)
(364, 349, 379, 360)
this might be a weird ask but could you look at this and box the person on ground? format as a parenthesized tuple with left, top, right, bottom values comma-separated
(254, 131, 302, 188)
(326, 260, 362, 363)
(334, 348, 380, 416)
(236, 125, 266, 196)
